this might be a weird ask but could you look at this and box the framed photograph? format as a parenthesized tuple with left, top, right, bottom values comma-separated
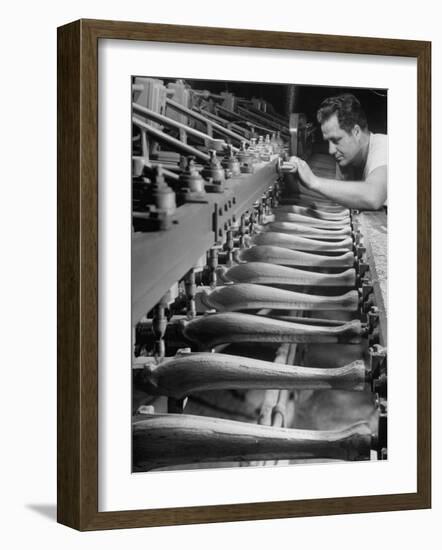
(57, 19, 431, 530)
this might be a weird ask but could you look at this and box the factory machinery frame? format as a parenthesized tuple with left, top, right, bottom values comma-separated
(57, 19, 431, 531)
(130, 75, 387, 469)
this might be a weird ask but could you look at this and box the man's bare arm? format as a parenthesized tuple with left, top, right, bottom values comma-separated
(309, 166, 387, 209)
(284, 157, 387, 210)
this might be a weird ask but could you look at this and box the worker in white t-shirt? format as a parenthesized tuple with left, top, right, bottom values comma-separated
(284, 94, 388, 210)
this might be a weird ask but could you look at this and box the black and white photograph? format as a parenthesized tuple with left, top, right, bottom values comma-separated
(130, 76, 388, 473)
(2, 0, 435, 541)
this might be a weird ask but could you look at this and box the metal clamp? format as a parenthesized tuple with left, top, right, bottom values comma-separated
(368, 343, 387, 397)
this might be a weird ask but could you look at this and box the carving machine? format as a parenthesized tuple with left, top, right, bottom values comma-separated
(131, 78, 388, 471)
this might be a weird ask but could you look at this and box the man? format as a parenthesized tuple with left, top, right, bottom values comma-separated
(284, 93, 387, 210)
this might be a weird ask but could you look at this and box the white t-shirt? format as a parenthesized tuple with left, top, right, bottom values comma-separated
(336, 133, 388, 181)
(363, 133, 388, 179)
(335, 132, 388, 206)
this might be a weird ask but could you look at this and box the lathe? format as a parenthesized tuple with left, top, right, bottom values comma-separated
(131, 77, 388, 472)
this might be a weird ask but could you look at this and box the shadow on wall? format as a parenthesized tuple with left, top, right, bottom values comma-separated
(25, 503, 57, 521)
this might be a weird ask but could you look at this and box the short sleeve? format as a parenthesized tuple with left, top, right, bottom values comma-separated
(364, 134, 388, 179)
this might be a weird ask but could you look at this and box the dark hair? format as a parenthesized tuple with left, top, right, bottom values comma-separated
(317, 93, 368, 133)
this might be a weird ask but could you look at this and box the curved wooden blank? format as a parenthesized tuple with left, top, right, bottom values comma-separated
(273, 213, 350, 229)
(276, 204, 350, 221)
(264, 221, 351, 238)
(235, 245, 355, 268)
(183, 312, 362, 347)
(201, 284, 359, 312)
(220, 262, 356, 287)
(133, 413, 373, 470)
(252, 231, 353, 252)
(280, 198, 349, 213)
(141, 352, 367, 398)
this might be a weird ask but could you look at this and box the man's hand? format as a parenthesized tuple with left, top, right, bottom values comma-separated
(282, 156, 318, 190)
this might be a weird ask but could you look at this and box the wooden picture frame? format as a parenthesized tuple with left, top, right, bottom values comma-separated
(57, 18, 431, 531)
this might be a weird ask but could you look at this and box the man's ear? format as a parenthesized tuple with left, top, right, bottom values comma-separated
(352, 124, 361, 139)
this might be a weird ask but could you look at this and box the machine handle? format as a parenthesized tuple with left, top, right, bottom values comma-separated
(133, 413, 373, 470)
(183, 312, 362, 347)
(235, 245, 355, 268)
(200, 283, 359, 312)
(137, 352, 367, 398)
(219, 262, 356, 287)
(252, 232, 353, 251)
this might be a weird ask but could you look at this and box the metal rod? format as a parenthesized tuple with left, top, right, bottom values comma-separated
(217, 105, 277, 136)
(166, 98, 248, 144)
(132, 115, 210, 162)
(237, 105, 289, 135)
(195, 108, 250, 139)
(133, 102, 222, 146)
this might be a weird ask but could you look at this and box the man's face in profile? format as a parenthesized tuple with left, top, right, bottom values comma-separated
(321, 113, 362, 168)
